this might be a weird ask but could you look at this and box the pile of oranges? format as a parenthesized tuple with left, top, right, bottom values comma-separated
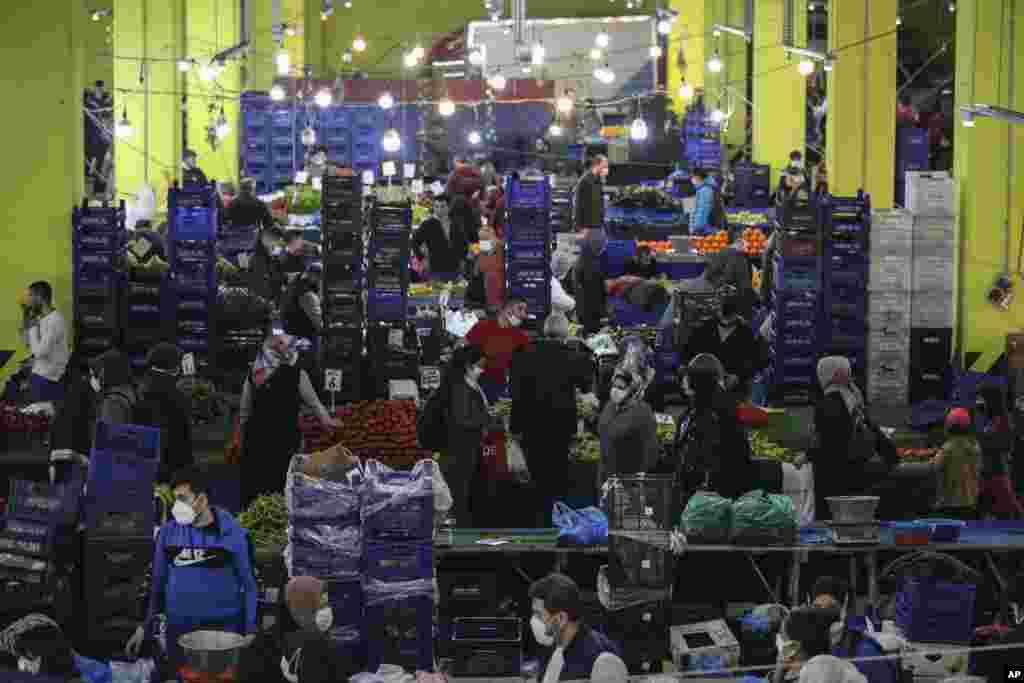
(692, 230, 730, 255)
(636, 240, 674, 254)
(741, 228, 769, 256)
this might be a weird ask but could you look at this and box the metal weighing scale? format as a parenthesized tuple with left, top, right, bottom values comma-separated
(825, 520, 881, 545)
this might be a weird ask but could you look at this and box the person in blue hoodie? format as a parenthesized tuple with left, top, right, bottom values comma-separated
(689, 168, 716, 234)
(126, 465, 259, 673)
(811, 577, 899, 683)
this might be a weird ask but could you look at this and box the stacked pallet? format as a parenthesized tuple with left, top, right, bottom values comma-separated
(867, 209, 914, 406)
(504, 175, 552, 330)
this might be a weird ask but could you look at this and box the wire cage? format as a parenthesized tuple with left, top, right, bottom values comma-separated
(603, 474, 676, 533)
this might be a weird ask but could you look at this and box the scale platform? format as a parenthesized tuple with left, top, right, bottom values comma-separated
(824, 520, 881, 545)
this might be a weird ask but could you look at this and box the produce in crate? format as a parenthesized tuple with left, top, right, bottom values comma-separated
(571, 432, 601, 464)
(692, 230, 729, 255)
(749, 431, 801, 464)
(896, 448, 938, 463)
(741, 228, 768, 256)
(752, 267, 762, 293)
(302, 442, 357, 478)
(636, 241, 674, 254)
(729, 211, 770, 227)
(609, 186, 684, 210)
(300, 400, 432, 469)
(238, 493, 288, 550)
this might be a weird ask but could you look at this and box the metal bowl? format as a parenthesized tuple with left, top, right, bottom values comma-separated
(826, 496, 880, 523)
(178, 630, 246, 674)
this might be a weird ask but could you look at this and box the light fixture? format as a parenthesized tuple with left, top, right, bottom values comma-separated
(302, 126, 316, 146)
(342, 51, 353, 63)
(948, 1, 955, 12)
(709, 108, 725, 124)
(630, 118, 648, 141)
(896, 16, 902, 26)
(678, 82, 694, 99)
(412, 44, 425, 60)
(199, 64, 219, 82)
(961, 110, 975, 127)
(549, 123, 563, 136)
(798, 60, 815, 76)
(115, 107, 132, 138)
(522, 65, 532, 75)
(707, 53, 722, 73)
(824, 60, 833, 72)
(404, 52, 419, 68)
(276, 51, 290, 76)
(353, 35, 366, 52)
(177, 59, 192, 72)
(713, 28, 721, 38)
(315, 89, 332, 107)
(488, 73, 506, 90)
(960, 104, 1024, 126)
(468, 130, 482, 145)
(596, 32, 609, 48)
(215, 108, 230, 139)
(657, 19, 672, 35)
(649, 45, 662, 59)
(382, 129, 401, 153)
(438, 97, 455, 116)
(469, 49, 484, 66)
(532, 43, 545, 66)
(378, 92, 394, 109)
(90, 8, 111, 21)
(270, 83, 286, 101)
(590, 48, 603, 61)
(321, 0, 334, 20)
(344, 1, 352, 7)
(283, 24, 296, 36)
(556, 92, 574, 114)
(594, 65, 615, 84)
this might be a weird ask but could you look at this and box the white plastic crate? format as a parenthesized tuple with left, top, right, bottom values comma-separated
(911, 291, 955, 327)
(905, 172, 956, 217)
(869, 256, 912, 291)
(912, 257, 955, 291)
(912, 217, 955, 259)
(871, 208, 913, 229)
(869, 326, 910, 354)
(870, 230, 913, 256)
(869, 291, 911, 315)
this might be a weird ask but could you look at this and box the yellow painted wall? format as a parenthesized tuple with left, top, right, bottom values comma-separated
(0, 0, 84, 382)
(668, 0, 705, 115)
(722, 0, 749, 150)
(85, 0, 114, 87)
(955, 0, 1024, 370)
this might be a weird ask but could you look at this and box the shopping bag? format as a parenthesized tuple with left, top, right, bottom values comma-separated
(680, 491, 733, 543)
(481, 429, 510, 481)
(552, 502, 608, 546)
(506, 438, 531, 483)
(225, 417, 241, 465)
(731, 489, 797, 545)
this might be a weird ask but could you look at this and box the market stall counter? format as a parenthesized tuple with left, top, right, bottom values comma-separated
(435, 528, 607, 577)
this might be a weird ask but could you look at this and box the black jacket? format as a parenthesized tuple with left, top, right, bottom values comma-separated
(623, 257, 658, 279)
(537, 625, 622, 682)
(574, 250, 607, 335)
(49, 368, 95, 455)
(574, 172, 605, 229)
(705, 247, 755, 317)
(412, 217, 464, 275)
(682, 319, 767, 389)
(226, 195, 274, 231)
(451, 195, 480, 248)
(134, 373, 194, 482)
(509, 340, 593, 438)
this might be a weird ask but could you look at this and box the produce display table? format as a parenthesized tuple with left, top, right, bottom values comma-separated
(435, 528, 607, 575)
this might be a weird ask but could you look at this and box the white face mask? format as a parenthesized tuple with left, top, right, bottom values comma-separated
(315, 607, 333, 631)
(479, 240, 495, 253)
(530, 615, 556, 646)
(507, 314, 522, 328)
(90, 376, 101, 393)
(172, 500, 198, 526)
(18, 657, 40, 674)
(610, 387, 629, 404)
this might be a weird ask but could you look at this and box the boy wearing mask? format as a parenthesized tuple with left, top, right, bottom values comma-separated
(21, 281, 69, 404)
(931, 408, 982, 519)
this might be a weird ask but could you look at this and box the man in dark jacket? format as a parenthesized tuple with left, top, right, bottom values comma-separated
(510, 313, 594, 526)
(623, 245, 658, 278)
(574, 229, 609, 335)
(134, 343, 193, 482)
(682, 291, 766, 398)
(705, 226, 756, 319)
(530, 574, 622, 681)
(412, 195, 464, 280)
(225, 177, 275, 230)
(282, 268, 322, 342)
(573, 155, 609, 233)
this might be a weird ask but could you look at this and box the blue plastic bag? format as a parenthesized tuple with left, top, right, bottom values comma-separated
(552, 502, 608, 546)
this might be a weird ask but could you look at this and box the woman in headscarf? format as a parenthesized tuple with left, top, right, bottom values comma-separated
(550, 251, 576, 315)
(477, 223, 506, 311)
(597, 338, 661, 482)
(90, 348, 137, 424)
(239, 333, 339, 507)
(809, 356, 898, 520)
(412, 194, 465, 281)
(574, 229, 609, 335)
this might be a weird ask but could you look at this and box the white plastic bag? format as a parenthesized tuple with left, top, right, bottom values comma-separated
(507, 438, 531, 483)
(109, 658, 156, 683)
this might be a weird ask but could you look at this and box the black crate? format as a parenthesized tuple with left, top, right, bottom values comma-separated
(450, 641, 521, 677)
(324, 231, 364, 256)
(607, 535, 672, 589)
(603, 474, 675, 532)
(911, 327, 953, 375)
(83, 536, 153, 584)
(439, 572, 498, 613)
(324, 254, 363, 283)
(78, 618, 143, 660)
(367, 322, 419, 355)
(323, 326, 364, 357)
(604, 600, 670, 674)
(910, 370, 948, 404)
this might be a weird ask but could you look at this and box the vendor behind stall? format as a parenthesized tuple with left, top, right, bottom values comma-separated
(682, 288, 765, 397)
(226, 177, 275, 230)
(573, 155, 608, 233)
(705, 226, 756, 318)
(465, 298, 531, 402)
(412, 194, 465, 281)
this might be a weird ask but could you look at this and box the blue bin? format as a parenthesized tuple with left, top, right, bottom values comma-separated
(364, 541, 433, 582)
(365, 595, 433, 672)
(896, 578, 976, 644)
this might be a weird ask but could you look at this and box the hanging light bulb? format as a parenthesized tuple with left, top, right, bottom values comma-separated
(488, 73, 506, 90)
(947, 1, 955, 12)
(378, 92, 394, 109)
(556, 92, 574, 114)
(798, 59, 815, 76)
(468, 130, 482, 145)
(270, 83, 286, 101)
(678, 82, 694, 99)
(302, 126, 317, 146)
(521, 65, 532, 75)
(596, 32, 609, 48)
(630, 118, 648, 141)
(215, 109, 231, 139)
(896, 15, 902, 26)
(649, 45, 662, 59)
(532, 43, 545, 66)
(412, 44, 425, 60)
(469, 49, 484, 66)
(344, 1, 352, 7)
(353, 35, 366, 52)
(199, 64, 219, 82)
(404, 52, 419, 68)
(177, 59, 192, 73)
(315, 89, 332, 107)
(283, 24, 296, 36)
(709, 109, 725, 124)
(438, 97, 455, 116)
(276, 51, 290, 76)
(381, 129, 401, 153)
(115, 107, 133, 138)
(594, 64, 615, 84)
(823, 60, 833, 72)
(590, 48, 603, 61)
(707, 53, 723, 73)
(657, 19, 672, 35)
(342, 51, 353, 63)
(549, 123, 563, 136)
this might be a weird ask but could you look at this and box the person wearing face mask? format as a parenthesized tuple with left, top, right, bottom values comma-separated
(549, 250, 577, 315)
(529, 574, 622, 682)
(21, 280, 70, 405)
(810, 577, 900, 683)
(412, 195, 465, 281)
(705, 227, 756, 317)
(1, 614, 111, 681)
(126, 466, 258, 672)
(573, 155, 609, 233)
(476, 223, 507, 311)
(250, 225, 286, 303)
(439, 345, 490, 527)
(574, 229, 609, 335)
(89, 348, 137, 425)
(271, 576, 353, 683)
(305, 145, 329, 181)
(597, 341, 661, 481)
(682, 290, 765, 398)
(131, 343, 194, 483)
(774, 607, 866, 683)
(465, 298, 531, 403)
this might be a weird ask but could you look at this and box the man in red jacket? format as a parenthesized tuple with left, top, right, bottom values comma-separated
(447, 156, 483, 201)
(465, 299, 531, 403)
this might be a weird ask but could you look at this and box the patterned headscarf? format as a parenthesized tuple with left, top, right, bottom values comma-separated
(253, 334, 307, 387)
(816, 356, 864, 415)
(612, 337, 656, 407)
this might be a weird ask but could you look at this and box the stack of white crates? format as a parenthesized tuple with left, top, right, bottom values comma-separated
(911, 216, 956, 328)
(867, 209, 914, 406)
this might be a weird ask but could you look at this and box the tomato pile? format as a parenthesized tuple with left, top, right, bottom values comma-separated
(741, 228, 769, 256)
(300, 400, 433, 470)
(897, 448, 938, 463)
(0, 403, 50, 433)
(636, 241, 674, 254)
(692, 230, 730, 255)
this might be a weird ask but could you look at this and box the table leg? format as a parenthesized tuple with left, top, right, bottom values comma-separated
(865, 550, 879, 609)
(985, 551, 1010, 626)
(789, 551, 804, 607)
(849, 554, 858, 598)
(746, 553, 779, 604)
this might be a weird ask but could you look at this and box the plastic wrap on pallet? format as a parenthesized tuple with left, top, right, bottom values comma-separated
(361, 459, 434, 529)
(285, 455, 364, 523)
(363, 577, 434, 605)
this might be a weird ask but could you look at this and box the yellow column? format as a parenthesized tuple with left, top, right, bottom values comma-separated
(286, 0, 305, 78)
(826, 0, 898, 206)
(752, 0, 806, 188)
(304, 0, 326, 79)
(0, 0, 84, 380)
(723, 0, 750, 151)
(668, 0, 705, 115)
(249, 0, 276, 91)
(187, 0, 241, 185)
(955, 0, 1024, 370)
(114, 0, 184, 206)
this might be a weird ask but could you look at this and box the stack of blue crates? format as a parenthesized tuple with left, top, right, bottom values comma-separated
(362, 460, 435, 672)
(505, 175, 552, 329)
(820, 194, 871, 383)
(367, 200, 412, 323)
(167, 184, 218, 369)
(83, 422, 161, 537)
(270, 105, 297, 190)
(240, 94, 272, 195)
(351, 108, 382, 173)
(682, 107, 722, 170)
(894, 127, 929, 207)
(768, 230, 822, 402)
(72, 202, 125, 360)
(321, 173, 365, 402)
(550, 175, 574, 234)
(732, 163, 772, 208)
(322, 108, 353, 167)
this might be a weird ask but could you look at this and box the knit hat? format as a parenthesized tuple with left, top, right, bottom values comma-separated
(285, 576, 325, 626)
(146, 343, 182, 373)
(946, 407, 971, 431)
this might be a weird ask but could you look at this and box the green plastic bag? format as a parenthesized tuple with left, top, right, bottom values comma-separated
(680, 491, 733, 543)
(731, 489, 797, 545)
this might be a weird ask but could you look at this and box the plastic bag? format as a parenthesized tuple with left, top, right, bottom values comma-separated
(506, 438, 531, 484)
(731, 489, 797, 545)
(285, 455, 363, 524)
(109, 658, 156, 683)
(552, 502, 608, 546)
(680, 491, 733, 543)
(364, 577, 434, 606)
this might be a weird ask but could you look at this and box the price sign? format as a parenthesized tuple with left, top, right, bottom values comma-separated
(411, 179, 424, 194)
(388, 328, 404, 348)
(295, 171, 309, 184)
(655, 413, 675, 426)
(404, 163, 416, 179)
(325, 369, 343, 393)
(420, 366, 441, 391)
(362, 170, 375, 186)
(311, 176, 323, 190)
(382, 161, 396, 178)
(181, 353, 196, 377)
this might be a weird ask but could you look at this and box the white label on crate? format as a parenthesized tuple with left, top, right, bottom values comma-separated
(382, 161, 397, 178)
(430, 181, 444, 196)
(404, 163, 416, 179)
(325, 369, 343, 392)
(266, 587, 280, 603)
(411, 179, 424, 194)
(420, 367, 441, 390)
(641, 560, 651, 569)
(312, 176, 322, 191)
(181, 353, 195, 377)
(655, 413, 674, 426)
(642, 611, 652, 621)
(388, 328, 404, 347)
(644, 506, 654, 517)
(362, 170, 375, 186)
(295, 171, 309, 184)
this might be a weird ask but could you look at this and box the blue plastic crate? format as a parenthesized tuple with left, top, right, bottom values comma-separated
(365, 595, 433, 672)
(826, 265, 867, 288)
(327, 579, 364, 619)
(506, 243, 549, 262)
(7, 465, 84, 527)
(323, 108, 352, 128)
(895, 578, 976, 644)
(655, 351, 681, 383)
(364, 541, 432, 582)
(773, 291, 819, 317)
(83, 456, 158, 536)
(506, 176, 551, 210)
(773, 263, 819, 292)
(506, 263, 550, 282)
(611, 299, 665, 328)
(367, 291, 407, 322)
(93, 422, 161, 461)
